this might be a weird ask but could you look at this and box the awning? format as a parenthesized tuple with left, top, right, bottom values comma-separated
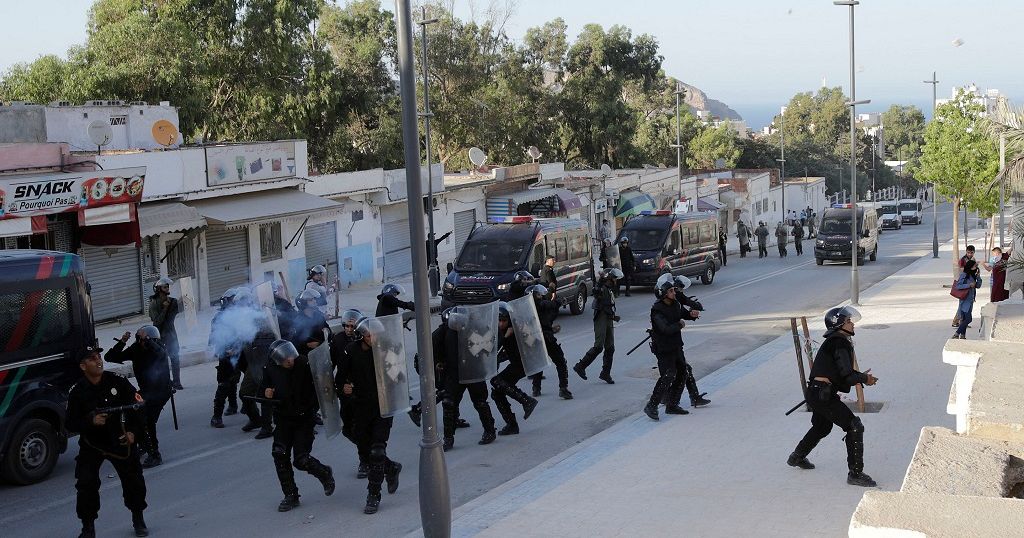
(697, 197, 724, 211)
(186, 189, 342, 228)
(615, 191, 656, 218)
(0, 216, 47, 238)
(139, 202, 207, 237)
(505, 187, 582, 212)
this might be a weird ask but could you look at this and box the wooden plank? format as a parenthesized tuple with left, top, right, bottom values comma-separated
(790, 318, 808, 400)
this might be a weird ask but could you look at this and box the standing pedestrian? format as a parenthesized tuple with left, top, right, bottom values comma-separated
(983, 247, 1010, 303)
(148, 277, 182, 390)
(573, 268, 622, 384)
(539, 255, 557, 292)
(105, 326, 172, 469)
(528, 284, 573, 400)
(787, 306, 879, 487)
(599, 238, 613, 268)
(953, 245, 977, 327)
(792, 221, 804, 256)
(952, 259, 983, 339)
(718, 228, 728, 267)
(619, 237, 635, 296)
(755, 222, 770, 259)
(775, 221, 789, 257)
(67, 346, 149, 538)
(737, 221, 752, 258)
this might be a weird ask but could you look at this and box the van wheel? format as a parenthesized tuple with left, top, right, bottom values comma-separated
(1, 418, 59, 485)
(700, 264, 715, 285)
(569, 285, 587, 315)
(816, 258, 824, 266)
(869, 245, 877, 262)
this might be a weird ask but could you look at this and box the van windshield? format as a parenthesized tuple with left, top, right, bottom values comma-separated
(899, 202, 919, 212)
(620, 228, 667, 251)
(820, 216, 858, 235)
(456, 240, 528, 271)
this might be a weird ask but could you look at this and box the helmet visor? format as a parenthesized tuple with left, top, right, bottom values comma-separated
(838, 306, 862, 324)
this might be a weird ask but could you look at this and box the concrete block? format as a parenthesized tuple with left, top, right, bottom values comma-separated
(901, 427, 1024, 498)
(849, 491, 1024, 538)
(990, 302, 1024, 343)
(967, 343, 1024, 442)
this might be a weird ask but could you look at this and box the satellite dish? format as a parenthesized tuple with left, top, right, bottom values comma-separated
(527, 146, 542, 161)
(468, 147, 487, 168)
(87, 120, 113, 148)
(714, 158, 727, 169)
(151, 119, 179, 147)
(600, 164, 612, 176)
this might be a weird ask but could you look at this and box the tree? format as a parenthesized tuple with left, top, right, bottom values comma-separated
(881, 104, 926, 177)
(918, 89, 1000, 267)
(687, 123, 740, 169)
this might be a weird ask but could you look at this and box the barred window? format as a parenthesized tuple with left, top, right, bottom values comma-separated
(0, 287, 73, 359)
(167, 236, 196, 279)
(260, 223, 282, 262)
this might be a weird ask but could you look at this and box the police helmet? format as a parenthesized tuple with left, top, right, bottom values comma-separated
(496, 301, 511, 322)
(446, 307, 468, 332)
(619, 236, 629, 245)
(655, 273, 676, 299)
(340, 309, 363, 327)
(153, 277, 173, 293)
(381, 283, 405, 297)
(268, 340, 299, 366)
(603, 238, 612, 247)
(355, 317, 384, 339)
(136, 325, 161, 340)
(220, 286, 252, 309)
(601, 267, 624, 281)
(513, 270, 535, 284)
(673, 275, 692, 291)
(295, 289, 322, 310)
(308, 265, 327, 278)
(526, 284, 550, 300)
(824, 306, 862, 331)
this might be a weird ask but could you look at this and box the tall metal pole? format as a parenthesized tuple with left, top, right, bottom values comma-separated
(394, 1, 450, 536)
(925, 71, 939, 257)
(836, 0, 865, 306)
(871, 133, 876, 198)
(673, 82, 684, 200)
(780, 107, 786, 224)
(419, 7, 440, 295)
(999, 133, 1005, 247)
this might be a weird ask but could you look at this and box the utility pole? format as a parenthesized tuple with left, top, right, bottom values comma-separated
(418, 7, 440, 296)
(924, 71, 940, 258)
(394, 1, 451, 536)
(779, 106, 786, 225)
(672, 82, 685, 201)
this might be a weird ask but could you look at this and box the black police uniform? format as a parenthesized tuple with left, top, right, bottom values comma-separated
(791, 329, 871, 478)
(575, 280, 617, 382)
(337, 340, 402, 510)
(375, 294, 415, 317)
(490, 327, 537, 435)
(209, 308, 243, 424)
(329, 331, 363, 448)
(274, 297, 297, 340)
(619, 243, 636, 295)
(529, 295, 570, 396)
(238, 325, 278, 437)
(661, 297, 709, 408)
(646, 297, 689, 417)
(105, 339, 173, 461)
(67, 372, 147, 529)
(259, 357, 333, 503)
(288, 309, 329, 356)
(438, 324, 496, 449)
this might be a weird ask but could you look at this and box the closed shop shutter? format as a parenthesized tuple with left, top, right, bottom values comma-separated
(81, 246, 143, 322)
(206, 228, 250, 304)
(382, 204, 412, 279)
(453, 209, 476, 256)
(304, 222, 338, 284)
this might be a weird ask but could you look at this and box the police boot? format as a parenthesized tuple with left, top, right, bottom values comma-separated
(273, 452, 299, 510)
(473, 401, 497, 445)
(278, 494, 300, 512)
(664, 384, 689, 415)
(142, 450, 163, 468)
(845, 421, 876, 487)
(599, 354, 615, 384)
(492, 393, 519, 435)
(241, 400, 260, 431)
(255, 407, 274, 439)
(408, 402, 422, 427)
(364, 490, 382, 514)
(78, 520, 95, 538)
(442, 402, 458, 452)
(210, 396, 225, 428)
(531, 374, 542, 397)
(385, 460, 402, 494)
(504, 381, 538, 420)
(644, 377, 673, 421)
(787, 452, 815, 470)
(132, 511, 149, 537)
(357, 462, 369, 479)
(225, 394, 238, 416)
(685, 369, 711, 407)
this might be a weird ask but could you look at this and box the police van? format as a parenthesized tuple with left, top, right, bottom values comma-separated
(616, 210, 722, 286)
(0, 250, 96, 484)
(442, 216, 595, 314)
(814, 205, 879, 266)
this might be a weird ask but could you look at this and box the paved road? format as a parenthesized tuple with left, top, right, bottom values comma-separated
(0, 204, 968, 537)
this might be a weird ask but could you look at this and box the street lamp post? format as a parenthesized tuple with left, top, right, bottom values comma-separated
(835, 163, 844, 202)
(779, 106, 786, 224)
(835, 0, 867, 306)
(672, 82, 685, 200)
(924, 71, 940, 258)
(394, 1, 451, 536)
(418, 7, 440, 296)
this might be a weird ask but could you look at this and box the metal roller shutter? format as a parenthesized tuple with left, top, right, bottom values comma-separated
(304, 222, 338, 284)
(206, 228, 250, 304)
(81, 246, 143, 322)
(453, 209, 476, 256)
(382, 205, 412, 279)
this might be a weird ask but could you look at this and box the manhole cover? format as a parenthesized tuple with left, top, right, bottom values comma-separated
(859, 324, 890, 330)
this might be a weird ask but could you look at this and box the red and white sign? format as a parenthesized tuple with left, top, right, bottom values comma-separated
(0, 167, 146, 220)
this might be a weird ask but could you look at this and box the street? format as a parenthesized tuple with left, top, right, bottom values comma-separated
(0, 205, 969, 537)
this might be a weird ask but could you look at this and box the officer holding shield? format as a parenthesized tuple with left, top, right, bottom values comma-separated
(490, 303, 539, 436)
(526, 285, 572, 400)
(439, 307, 497, 450)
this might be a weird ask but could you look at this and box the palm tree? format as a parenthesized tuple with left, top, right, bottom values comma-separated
(982, 99, 1024, 292)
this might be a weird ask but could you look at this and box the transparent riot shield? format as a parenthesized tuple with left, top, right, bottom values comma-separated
(605, 243, 622, 270)
(307, 330, 342, 438)
(507, 295, 551, 377)
(367, 315, 411, 417)
(449, 303, 499, 384)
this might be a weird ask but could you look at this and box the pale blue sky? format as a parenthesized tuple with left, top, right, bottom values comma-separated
(2, 0, 1021, 129)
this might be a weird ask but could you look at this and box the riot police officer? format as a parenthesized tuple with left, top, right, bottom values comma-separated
(148, 277, 182, 390)
(290, 290, 330, 354)
(329, 309, 369, 477)
(238, 306, 279, 440)
(337, 318, 403, 514)
(574, 268, 623, 384)
(304, 265, 332, 308)
(662, 275, 711, 409)
(618, 237, 635, 296)
(439, 307, 497, 450)
(644, 275, 691, 421)
(67, 346, 149, 538)
(260, 340, 335, 512)
(527, 284, 572, 399)
(209, 287, 246, 428)
(490, 302, 539, 436)
(375, 283, 415, 317)
(787, 306, 879, 487)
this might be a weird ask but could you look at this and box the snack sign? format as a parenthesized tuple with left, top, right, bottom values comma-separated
(0, 167, 146, 220)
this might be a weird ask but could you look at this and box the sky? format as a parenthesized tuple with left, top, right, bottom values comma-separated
(2, 0, 1022, 130)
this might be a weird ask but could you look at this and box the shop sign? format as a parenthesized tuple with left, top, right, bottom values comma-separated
(0, 167, 146, 220)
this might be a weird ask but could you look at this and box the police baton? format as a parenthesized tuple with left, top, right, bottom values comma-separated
(170, 390, 179, 430)
(626, 330, 652, 356)
(784, 400, 806, 416)
(242, 395, 280, 406)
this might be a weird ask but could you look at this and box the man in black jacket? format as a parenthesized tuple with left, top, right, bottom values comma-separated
(67, 346, 149, 538)
(438, 308, 497, 450)
(329, 309, 367, 476)
(619, 237, 636, 296)
(260, 340, 335, 512)
(528, 285, 572, 400)
(375, 283, 415, 317)
(337, 320, 403, 514)
(209, 288, 246, 428)
(105, 325, 172, 469)
(148, 277, 182, 390)
(787, 306, 879, 487)
(643, 277, 691, 421)
(573, 268, 622, 384)
(490, 303, 539, 436)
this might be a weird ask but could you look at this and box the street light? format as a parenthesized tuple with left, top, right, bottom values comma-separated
(779, 106, 786, 223)
(394, 1, 451, 536)
(418, 7, 440, 296)
(835, 163, 844, 203)
(835, 0, 866, 306)
(924, 71, 940, 258)
(672, 81, 685, 200)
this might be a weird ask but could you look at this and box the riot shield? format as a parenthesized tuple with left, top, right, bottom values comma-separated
(261, 306, 281, 340)
(244, 330, 275, 388)
(254, 281, 275, 308)
(307, 330, 342, 439)
(605, 243, 622, 270)
(507, 295, 551, 377)
(367, 315, 411, 417)
(450, 303, 499, 384)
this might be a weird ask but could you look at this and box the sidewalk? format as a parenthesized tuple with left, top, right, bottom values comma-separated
(433, 238, 970, 537)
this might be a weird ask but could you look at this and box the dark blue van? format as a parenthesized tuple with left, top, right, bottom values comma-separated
(442, 217, 595, 314)
(0, 250, 96, 484)
(617, 211, 722, 286)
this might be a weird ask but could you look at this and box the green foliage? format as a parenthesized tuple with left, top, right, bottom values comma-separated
(881, 104, 926, 177)
(687, 123, 740, 169)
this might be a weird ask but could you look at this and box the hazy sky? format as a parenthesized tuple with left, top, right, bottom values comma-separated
(3, 0, 1020, 129)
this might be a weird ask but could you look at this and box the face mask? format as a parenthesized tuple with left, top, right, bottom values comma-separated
(991, 255, 1001, 265)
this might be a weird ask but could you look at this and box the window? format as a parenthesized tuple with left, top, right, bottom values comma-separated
(669, 229, 681, 251)
(551, 236, 568, 262)
(569, 233, 589, 260)
(700, 222, 715, 243)
(351, 210, 364, 222)
(683, 224, 698, 246)
(166, 236, 195, 279)
(531, 242, 546, 269)
(0, 287, 73, 358)
(260, 223, 282, 262)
